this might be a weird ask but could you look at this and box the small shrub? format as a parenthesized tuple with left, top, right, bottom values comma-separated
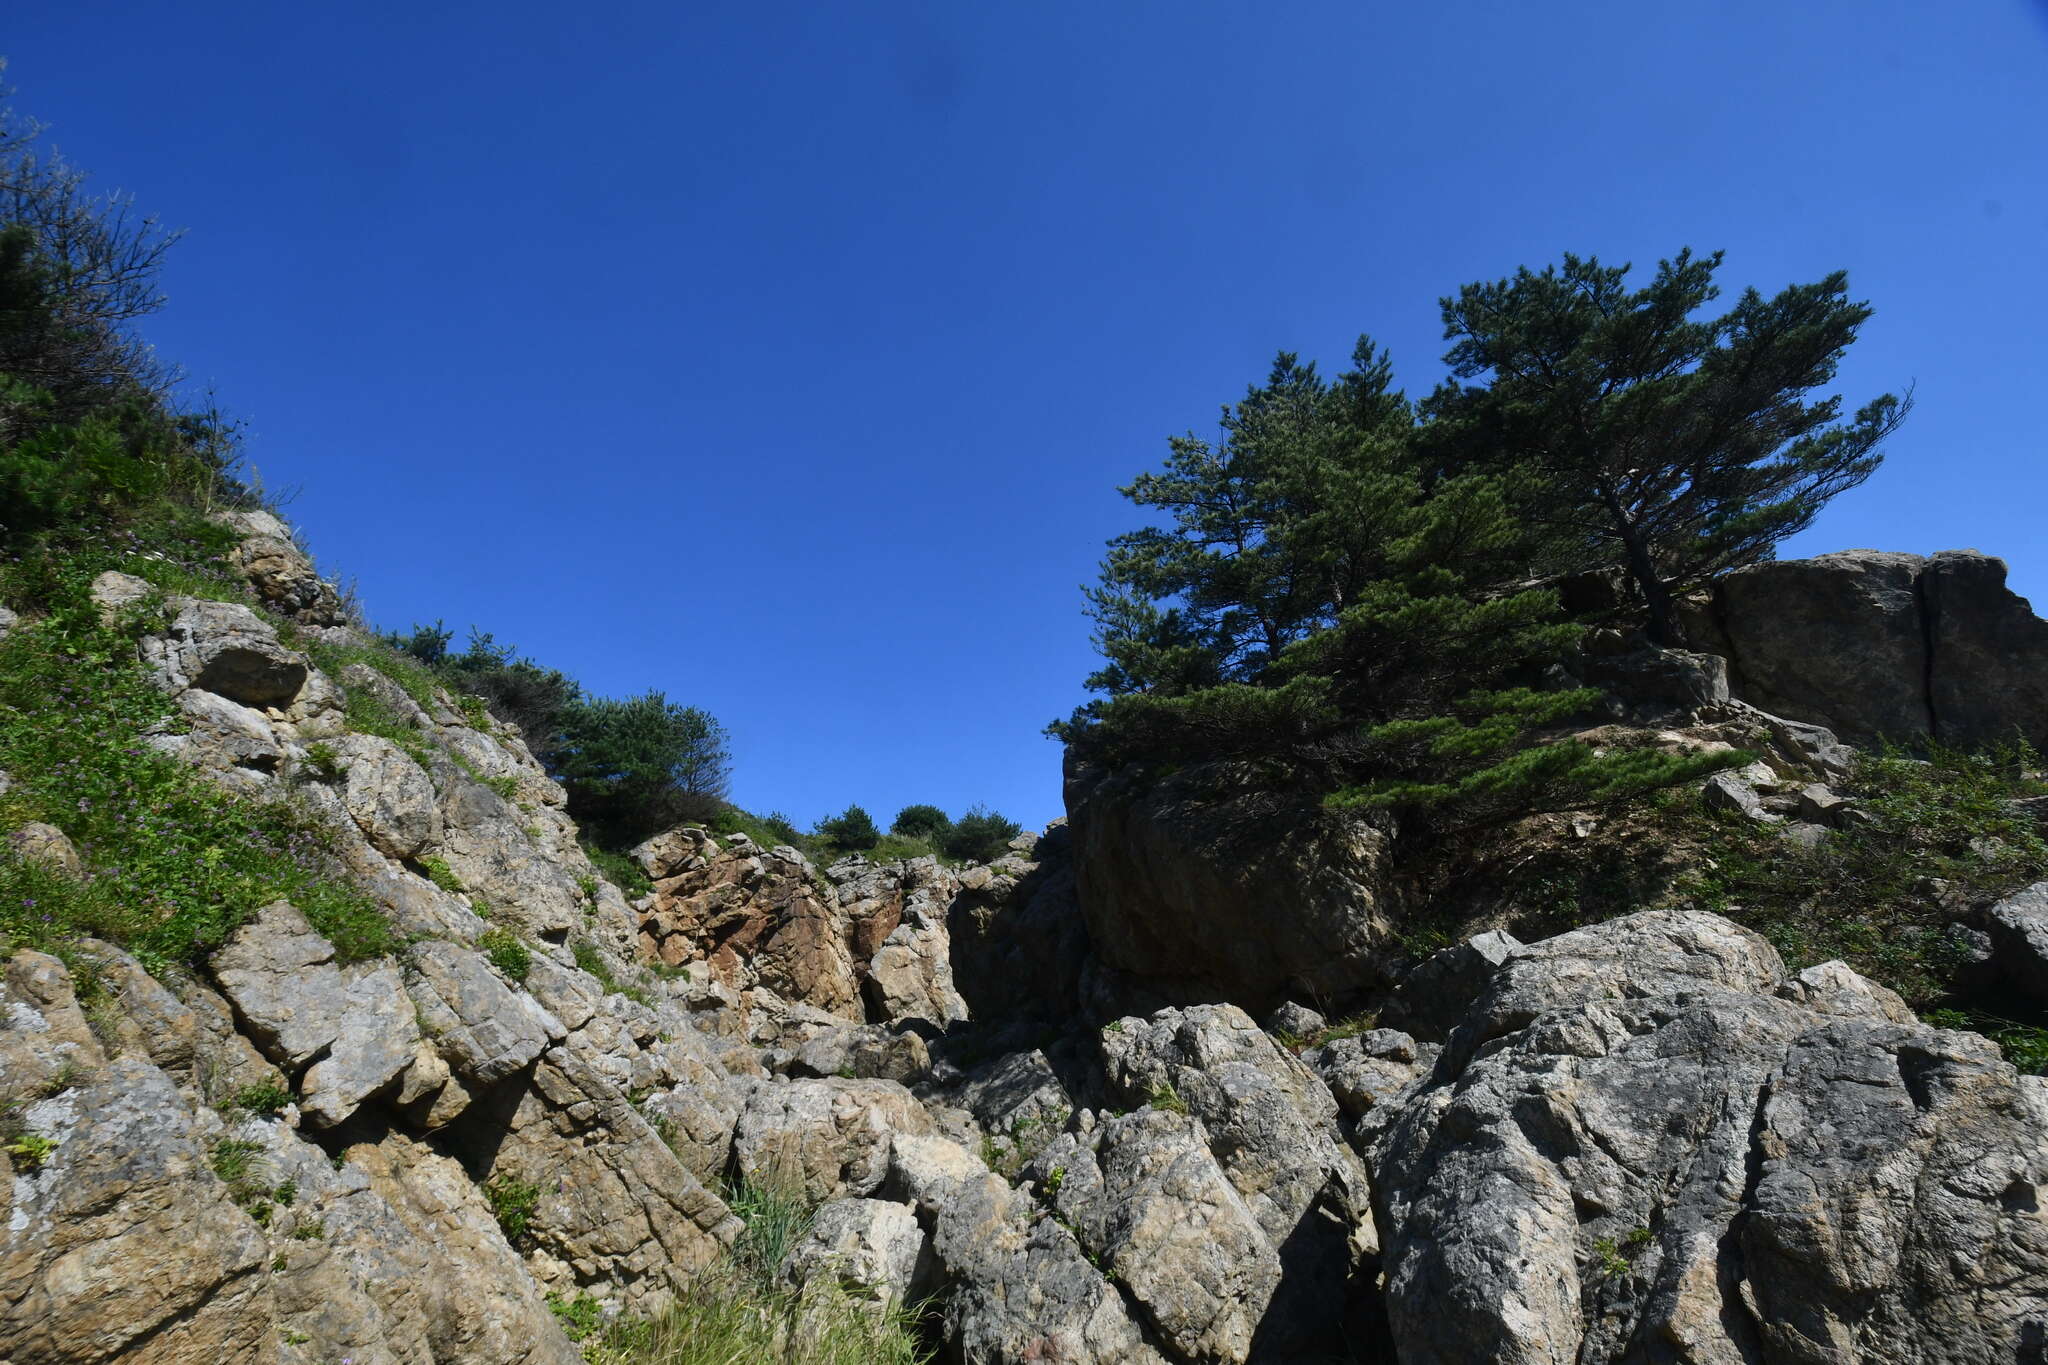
(5, 1131, 57, 1171)
(301, 741, 347, 783)
(481, 773, 520, 799)
(580, 842, 651, 899)
(571, 937, 652, 1006)
(814, 804, 881, 853)
(1145, 1080, 1188, 1115)
(484, 1174, 542, 1243)
(547, 1290, 606, 1342)
(418, 856, 463, 895)
(479, 928, 531, 982)
(210, 1137, 263, 1186)
(891, 804, 953, 841)
(228, 1081, 293, 1116)
(941, 804, 1024, 864)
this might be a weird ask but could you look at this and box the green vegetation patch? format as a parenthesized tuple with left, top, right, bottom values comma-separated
(571, 1176, 931, 1364)
(0, 577, 393, 970)
(1676, 742, 2048, 1012)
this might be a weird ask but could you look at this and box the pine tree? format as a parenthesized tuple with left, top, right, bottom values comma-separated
(1425, 249, 1908, 644)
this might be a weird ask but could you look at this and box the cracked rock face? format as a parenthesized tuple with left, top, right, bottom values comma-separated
(1364, 909, 2048, 1365)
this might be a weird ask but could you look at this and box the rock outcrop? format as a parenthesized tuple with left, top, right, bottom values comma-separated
(1065, 756, 1394, 1012)
(1697, 548, 2048, 750)
(8, 516, 2046, 1365)
(1364, 909, 2048, 1365)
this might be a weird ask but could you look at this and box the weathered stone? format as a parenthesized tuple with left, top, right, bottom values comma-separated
(217, 509, 349, 627)
(1054, 1108, 1283, 1363)
(405, 937, 564, 1086)
(455, 1044, 740, 1310)
(1099, 1002, 1375, 1355)
(1712, 549, 1932, 745)
(5, 820, 82, 877)
(1067, 756, 1393, 1011)
(143, 597, 310, 706)
(1923, 549, 2048, 751)
(0, 1058, 274, 1363)
(1984, 880, 2048, 1009)
(883, 1133, 1167, 1363)
(1368, 908, 2048, 1365)
(639, 836, 862, 1018)
(1742, 1020, 2048, 1364)
(1388, 929, 1522, 1038)
(330, 732, 443, 860)
(1263, 1000, 1326, 1039)
(631, 824, 720, 879)
(166, 688, 284, 773)
(778, 1197, 934, 1309)
(1701, 769, 1784, 824)
(1304, 1030, 1430, 1120)
(731, 1076, 937, 1201)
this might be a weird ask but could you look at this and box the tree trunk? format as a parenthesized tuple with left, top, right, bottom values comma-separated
(1603, 493, 1685, 647)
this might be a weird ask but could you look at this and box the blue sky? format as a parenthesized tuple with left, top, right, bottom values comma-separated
(8, 1, 2045, 830)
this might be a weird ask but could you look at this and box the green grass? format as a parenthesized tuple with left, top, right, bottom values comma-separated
(484, 1173, 541, 1243)
(1673, 741, 2048, 1007)
(418, 855, 464, 895)
(301, 635, 446, 715)
(0, 572, 394, 970)
(479, 928, 532, 982)
(582, 842, 653, 899)
(581, 1176, 932, 1364)
(571, 938, 653, 1006)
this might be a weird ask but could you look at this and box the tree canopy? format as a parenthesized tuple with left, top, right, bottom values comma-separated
(1064, 247, 1893, 828)
(1423, 249, 1907, 643)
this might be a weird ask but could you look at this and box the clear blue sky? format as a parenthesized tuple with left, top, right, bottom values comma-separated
(8, 1, 2045, 829)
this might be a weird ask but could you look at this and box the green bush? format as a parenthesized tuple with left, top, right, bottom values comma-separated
(940, 804, 1024, 864)
(891, 804, 952, 841)
(814, 804, 880, 853)
(0, 577, 392, 969)
(478, 928, 531, 982)
(484, 1174, 541, 1243)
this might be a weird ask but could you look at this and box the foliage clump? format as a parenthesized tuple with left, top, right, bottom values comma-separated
(572, 1178, 932, 1364)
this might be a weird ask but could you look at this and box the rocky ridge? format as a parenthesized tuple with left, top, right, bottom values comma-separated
(2, 522, 2045, 1364)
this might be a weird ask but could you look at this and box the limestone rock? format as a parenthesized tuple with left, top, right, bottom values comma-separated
(329, 732, 443, 860)
(217, 508, 349, 627)
(454, 1044, 740, 1310)
(1388, 928, 1521, 1038)
(883, 1133, 1167, 1364)
(778, 1197, 934, 1309)
(732, 1076, 937, 1201)
(638, 836, 862, 1018)
(0, 1058, 274, 1363)
(1923, 549, 2048, 751)
(1366, 908, 2048, 1365)
(5, 820, 82, 877)
(405, 936, 564, 1086)
(1304, 1029, 1430, 1121)
(1741, 1020, 2048, 1364)
(1043, 1108, 1283, 1363)
(142, 597, 310, 707)
(1099, 1002, 1375, 1355)
(163, 687, 284, 775)
(208, 902, 421, 1125)
(1984, 880, 2048, 1009)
